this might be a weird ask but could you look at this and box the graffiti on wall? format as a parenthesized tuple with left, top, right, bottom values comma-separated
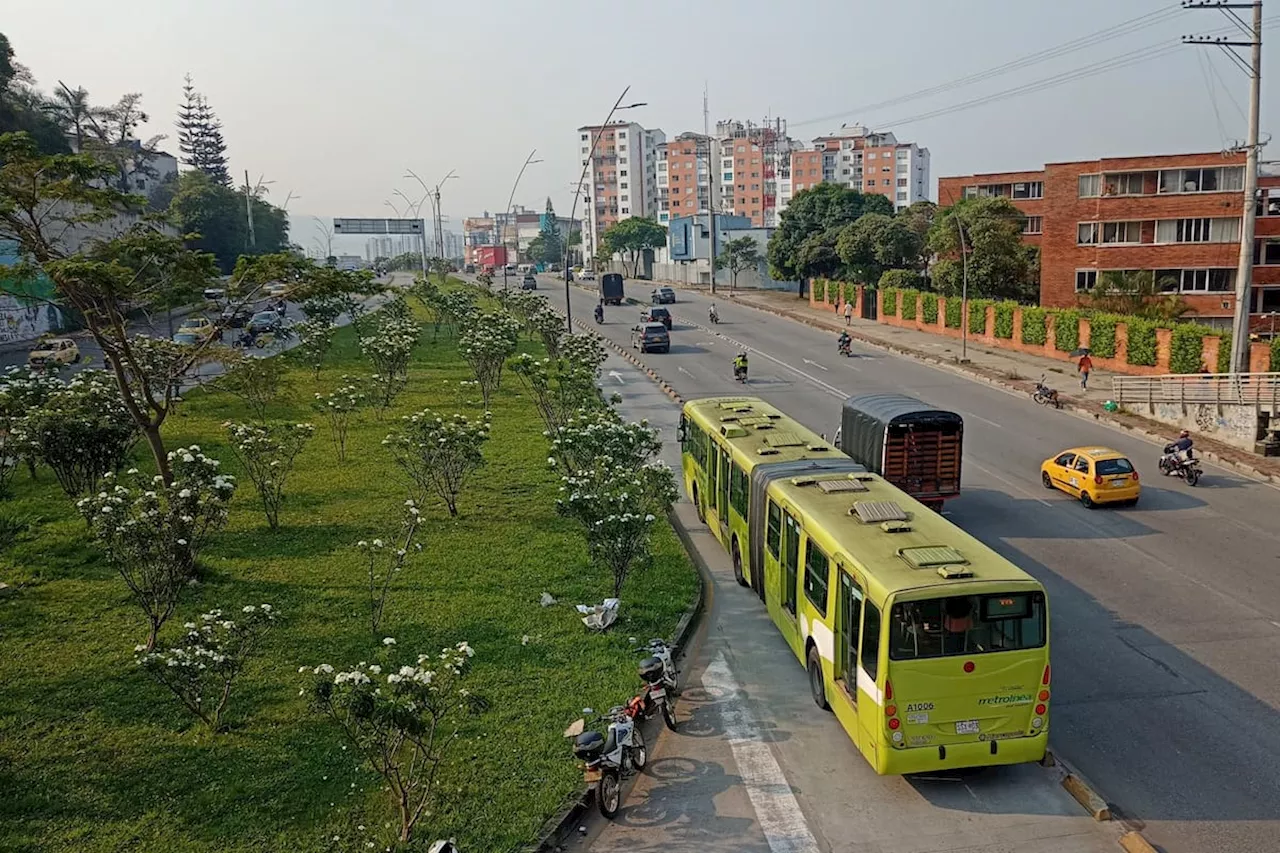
(0, 239, 66, 343)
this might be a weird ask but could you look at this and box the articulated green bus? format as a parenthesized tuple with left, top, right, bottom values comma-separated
(679, 397, 1050, 774)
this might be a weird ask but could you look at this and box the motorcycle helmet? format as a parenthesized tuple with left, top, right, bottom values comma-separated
(1180, 430, 1190, 437)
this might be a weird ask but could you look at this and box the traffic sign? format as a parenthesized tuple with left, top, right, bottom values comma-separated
(332, 218, 423, 235)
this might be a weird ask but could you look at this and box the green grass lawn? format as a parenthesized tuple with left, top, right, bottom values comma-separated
(0, 298, 698, 852)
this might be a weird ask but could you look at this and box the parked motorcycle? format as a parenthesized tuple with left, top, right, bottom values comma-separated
(1032, 375, 1062, 409)
(635, 638, 679, 731)
(1159, 444, 1202, 486)
(572, 701, 648, 818)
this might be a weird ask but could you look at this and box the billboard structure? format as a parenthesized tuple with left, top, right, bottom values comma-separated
(332, 218, 424, 235)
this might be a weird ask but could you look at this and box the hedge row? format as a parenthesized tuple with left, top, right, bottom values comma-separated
(944, 297, 963, 329)
(900, 289, 919, 321)
(994, 302, 1016, 339)
(881, 289, 898, 316)
(968, 299, 993, 335)
(1021, 307, 1047, 346)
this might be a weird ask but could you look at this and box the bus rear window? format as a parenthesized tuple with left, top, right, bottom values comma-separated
(1095, 458, 1134, 476)
(889, 592, 1046, 660)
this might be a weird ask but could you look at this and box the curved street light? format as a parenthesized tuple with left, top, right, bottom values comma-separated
(405, 168, 459, 269)
(502, 150, 543, 290)
(564, 88, 648, 331)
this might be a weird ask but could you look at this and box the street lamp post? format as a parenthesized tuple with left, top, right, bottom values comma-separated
(312, 216, 334, 260)
(502, 150, 542, 290)
(955, 213, 970, 363)
(393, 189, 430, 273)
(564, 88, 648, 332)
(406, 169, 458, 273)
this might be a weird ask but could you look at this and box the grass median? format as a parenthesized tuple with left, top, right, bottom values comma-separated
(0, 298, 698, 852)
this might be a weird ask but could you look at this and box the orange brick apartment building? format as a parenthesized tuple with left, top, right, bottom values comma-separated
(939, 152, 1280, 328)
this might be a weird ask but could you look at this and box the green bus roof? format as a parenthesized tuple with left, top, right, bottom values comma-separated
(683, 397, 839, 472)
(770, 471, 1041, 604)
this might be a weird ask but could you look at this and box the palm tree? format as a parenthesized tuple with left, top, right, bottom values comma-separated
(44, 82, 101, 151)
(1086, 270, 1189, 320)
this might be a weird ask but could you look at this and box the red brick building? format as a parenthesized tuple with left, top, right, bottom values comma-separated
(939, 153, 1280, 327)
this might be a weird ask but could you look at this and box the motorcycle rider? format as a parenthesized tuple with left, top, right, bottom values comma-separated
(1162, 429, 1194, 470)
(709, 302, 719, 324)
(733, 351, 749, 381)
(594, 301, 604, 323)
(837, 330, 852, 355)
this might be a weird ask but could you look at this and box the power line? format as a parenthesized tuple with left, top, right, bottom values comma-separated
(790, 3, 1187, 130)
(1196, 49, 1229, 146)
(1205, 49, 1249, 126)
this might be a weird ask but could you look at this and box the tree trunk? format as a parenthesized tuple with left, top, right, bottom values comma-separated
(141, 424, 174, 486)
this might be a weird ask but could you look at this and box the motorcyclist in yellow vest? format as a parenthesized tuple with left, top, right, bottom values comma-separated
(733, 352, 749, 380)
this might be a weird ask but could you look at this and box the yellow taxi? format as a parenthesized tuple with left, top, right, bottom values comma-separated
(1040, 446, 1140, 508)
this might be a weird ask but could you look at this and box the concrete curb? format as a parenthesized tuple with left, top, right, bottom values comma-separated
(1118, 830, 1161, 853)
(733, 296, 1280, 488)
(572, 315, 684, 405)
(1046, 749, 1110, 822)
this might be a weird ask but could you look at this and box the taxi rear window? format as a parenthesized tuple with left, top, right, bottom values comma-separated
(1095, 458, 1134, 475)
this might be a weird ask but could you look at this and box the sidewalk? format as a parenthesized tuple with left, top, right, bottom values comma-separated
(727, 289, 1280, 485)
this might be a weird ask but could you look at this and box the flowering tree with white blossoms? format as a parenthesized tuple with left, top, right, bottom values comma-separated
(292, 318, 337, 379)
(435, 289, 478, 339)
(136, 603, 279, 732)
(556, 457, 678, 597)
(211, 353, 291, 421)
(359, 313, 420, 412)
(550, 409, 662, 475)
(383, 409, 490, 517)
(16, 369, 138, 496)
(312, 376, 369, 462)
(77, 446, 236, 649)
(0, 364, 65, 489)
(458, 310, 521, 409)
(360, 499, 423, 636)
(224, 421, 315, 530)
(305, 641, 483, 845)
(530, 306, 566, 358)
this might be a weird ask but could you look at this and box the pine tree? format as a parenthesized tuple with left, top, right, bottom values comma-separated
(176, 74, 230, 187)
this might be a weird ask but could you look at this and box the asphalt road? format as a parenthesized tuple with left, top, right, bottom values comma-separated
(543, 274, 1280, 853)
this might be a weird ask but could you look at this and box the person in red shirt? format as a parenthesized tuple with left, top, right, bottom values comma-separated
(1078, 353, 1094, 390)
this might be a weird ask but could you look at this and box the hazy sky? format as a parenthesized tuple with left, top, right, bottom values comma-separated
(6, 0, 1276, 251)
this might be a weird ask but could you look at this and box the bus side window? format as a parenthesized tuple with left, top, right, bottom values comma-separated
(766, 500, 781, 558)
(860, 601, 882, 682)
(677, 413, 687, 444)
(730, 462, 749, 519)
(803, 539, 830, 617)
(782, 511, 800, 616)
(837, 570, 863, 691)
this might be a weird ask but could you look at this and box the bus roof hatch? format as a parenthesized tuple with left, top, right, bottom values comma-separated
(852, 501, 908, 523)
(897, 545, 968, 568)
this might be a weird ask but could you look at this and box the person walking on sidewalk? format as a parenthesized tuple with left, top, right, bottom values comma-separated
(843, 301, 853, 325)
(1077, 353, 1093, 390)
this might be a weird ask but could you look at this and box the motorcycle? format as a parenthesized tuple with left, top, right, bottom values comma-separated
(594, 306, 604, 324)
(571, 701, 648, 818)
(709, 308, 720, 325)
(1159, 444, 1202, 486)
(635, 638, 679, 731)
(1032, 375, 1062, 409)
(837, 338, 852, 357)
(427, 842, 458, 853)
(733, 363, 748, 383)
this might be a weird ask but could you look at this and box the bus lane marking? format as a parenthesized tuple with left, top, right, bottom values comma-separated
(702, 652, 821, 853)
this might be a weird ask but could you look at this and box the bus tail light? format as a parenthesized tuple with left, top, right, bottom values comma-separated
(888, 717, 900, 730)
(1042, 665, 1051, 686)
(885, 680, 893, 702)
(1038, 689, 1050, 701)
(1035, 703, 1047, 715)
(885, 705, 897, 717)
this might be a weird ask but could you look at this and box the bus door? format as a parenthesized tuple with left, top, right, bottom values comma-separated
(716, 445, 730, 540)
(835, 568, 865, 750)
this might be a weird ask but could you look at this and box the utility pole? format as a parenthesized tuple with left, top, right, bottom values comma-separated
(956, 213, 970, 363)
(1184, 0, 1264, 372)
(704, 85, 717, 294)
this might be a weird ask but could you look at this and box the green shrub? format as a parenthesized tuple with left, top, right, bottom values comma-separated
(921, 292, 939, 325)
(881, 288, 898, 316)
(1217, 332, 1233, 373)
(1088, 313, 1119, 359)
(1021, 307, 1047, 345)
(879, 269, 923, 291)
(944, 297, 963, 328)
(900, 289, 919, 320)
(1125, 318, 1158, 366)
(1169, 324, 1210, 374)
(993, 302, 1015, 339)
(968, 299, 993, 335)
(1052, 309, 1082, 353)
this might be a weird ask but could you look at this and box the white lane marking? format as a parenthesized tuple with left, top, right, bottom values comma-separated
(968, 460, 1054, 507)
(702, 652, 821, 853)
(678, 366, 695, 378)
(960, 411, 1003, 429)
(802, 358, 828, 371)
(608, 370, 625, 384)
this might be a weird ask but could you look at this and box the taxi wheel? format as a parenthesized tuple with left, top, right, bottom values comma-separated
(1041, 471, 1054, 490)
(1080, 491, 1096, 510)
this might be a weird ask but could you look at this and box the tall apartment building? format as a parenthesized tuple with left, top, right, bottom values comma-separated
(780, 125, 931, 216)
(718, 119, 792, 228)
(577, 122, 665, 262)
(656, 133, 721, 225)
(938, 152, 1280, 326)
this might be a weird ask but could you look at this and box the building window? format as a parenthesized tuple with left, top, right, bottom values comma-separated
(751, 183, 759, 190)
(1103, 172, 1147, 196)
(1155, 217, 1239, 243)
(882, 179, 891, 186)
(809, 169, 818, 176)
(751, 197, 759, 204)
(1012, 181, 1044, 199)
(620, 170, 628, 177)
(842, 168, 850, 176)
(1158, 166, 1245, 193)
(1023, 216, 1043, 234)
(896, 149, 909, 160)
(1102, 221, 1142, 244)
(881, 166, 891, 173)
(737, 158, 745, 166)
(619, 182, 628, 190)
(737, 146, 745, 153)
(1075, 270, 1098, 292)
(1256, 240, 1280, 265)
(896, 191, 907, 201)
(896, 164, 908, 175)
(581, 133, 589, 141)
(620, 194, 629, 201)
(1156, 268, 1235, 292)
(723, 172, 733, 182)
(1079, 174, 1101, 198)
(962, 186, 978, 199)
(897, 178, 908, 187)
(867, 180, 875, 188)
(867, 152, 876, 159)
(621, 207, 630, 214)
(1078, 223, 1099, 244)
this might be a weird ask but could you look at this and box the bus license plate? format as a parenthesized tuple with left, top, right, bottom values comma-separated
(955, 720, 980, 735)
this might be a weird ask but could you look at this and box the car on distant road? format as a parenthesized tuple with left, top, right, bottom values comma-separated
(265, 283, 291, 299)
(27, 337, 80, 367)
(521, 274, 537, 290)
(642, 306, 672, 329)
(463, 264, 476, 274)
(631, 322, 670, 354)
(579, 269, 597, 281)
(651, 286, 676, 304)
(220, 306, 252, 328)
(172, 331, 200, 346)
(178, 316, 220, 342)
(1041, 446, 1140, 509)
(247, 311, 285, 334)
(202, 287, 227, 302)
